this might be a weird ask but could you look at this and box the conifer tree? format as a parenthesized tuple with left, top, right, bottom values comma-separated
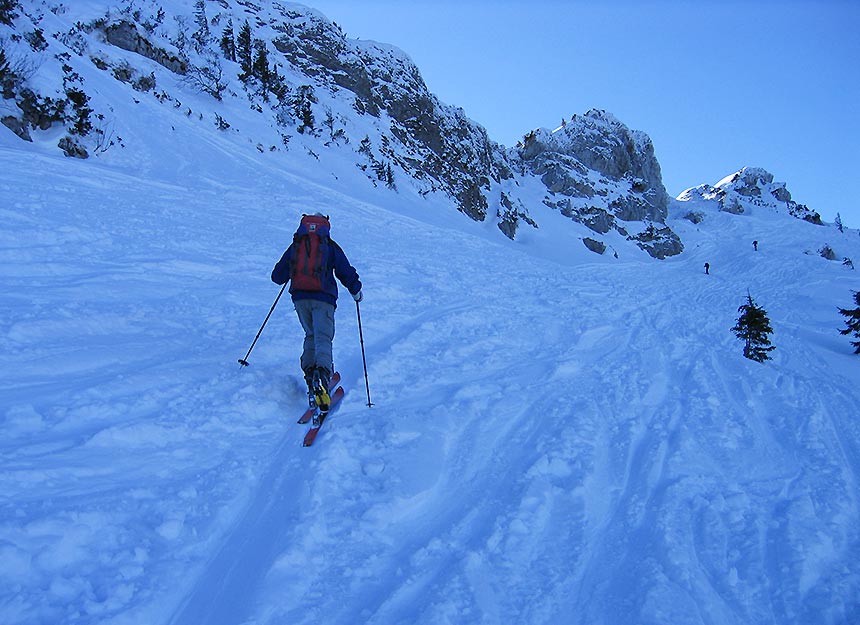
(292, 85, 316, 133)
(0, 44, 18, 99)
(838, 291, 860, 354)
(732, 293, 776, 362)
(385, 163, 396, 190)
(252, 39, 271, 93)
(0, 0, 18, 26)
(0, 47, 9, 81)
(268, 65, 287, 102)
(835, 213, 844, 233)
(192, 0, 209, 50)
(358, 136, 372, 157)
(219, 19, 236, 61)
(65, 86, 93, 135)
(236, 21, 253, 79)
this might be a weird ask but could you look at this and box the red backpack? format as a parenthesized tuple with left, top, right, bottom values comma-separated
(290, 214, 331, 291)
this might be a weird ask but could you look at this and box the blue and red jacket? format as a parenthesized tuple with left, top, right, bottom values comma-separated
(271, 216, 362, 308)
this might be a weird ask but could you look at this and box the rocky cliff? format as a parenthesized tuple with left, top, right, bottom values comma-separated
(1, 0, 692, 258)
(514, 110, 681, 258)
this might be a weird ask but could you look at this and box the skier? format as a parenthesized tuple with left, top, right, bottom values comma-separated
(271, 213, 362, 411)
(753, 240, 759, 251)
(704, 262, 710, 275)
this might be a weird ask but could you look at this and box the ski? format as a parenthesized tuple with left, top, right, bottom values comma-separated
(297, 371, 340, 424)
(303, 386, 345, 447)
(297, 406, 315, 426)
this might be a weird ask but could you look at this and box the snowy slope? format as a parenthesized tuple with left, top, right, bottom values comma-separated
(3, 1, 860, 624)
(3, 103, 860, 625)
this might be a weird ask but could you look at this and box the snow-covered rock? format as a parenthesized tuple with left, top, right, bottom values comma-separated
(520, 110, 669, 222)
(516, 109, 679, 257)
(0, 0, 684, 256)
(678, 166, 823, 224)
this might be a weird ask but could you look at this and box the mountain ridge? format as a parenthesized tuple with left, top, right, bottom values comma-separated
(0, 0, 837, 259)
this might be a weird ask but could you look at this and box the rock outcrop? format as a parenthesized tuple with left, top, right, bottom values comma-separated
(678, 166, 822, 225)
(2, 0, 687, 257)
(516, 110, 679, 257)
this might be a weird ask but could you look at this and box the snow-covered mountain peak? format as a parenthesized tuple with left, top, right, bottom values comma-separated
(0, 0, 838, 260)
(511, 108, 680, 257)
(550, 107, 624, 137)
(678, 165, 823, 224)
(523, 109, 667, 207)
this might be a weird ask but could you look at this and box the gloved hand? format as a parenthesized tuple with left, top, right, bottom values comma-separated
(352, 290, 363, 303)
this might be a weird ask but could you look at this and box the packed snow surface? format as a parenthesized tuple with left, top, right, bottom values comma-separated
(2, 27, 860, 620)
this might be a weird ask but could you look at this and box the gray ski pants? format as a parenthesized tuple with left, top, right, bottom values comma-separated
(294, 299, 335, 376)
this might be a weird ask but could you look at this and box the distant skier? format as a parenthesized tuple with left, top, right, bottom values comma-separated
(704, 262, 710, 275)
(753, 240, 759, 251)
(271, 213, 362, 411)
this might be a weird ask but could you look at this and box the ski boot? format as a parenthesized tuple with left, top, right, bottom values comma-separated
(303, 368, 318, 410)
(311, 367, 331, 425)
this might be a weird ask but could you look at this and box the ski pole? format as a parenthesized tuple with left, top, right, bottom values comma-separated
(356, 300, 373, 407)
(238, 282, 287, 367)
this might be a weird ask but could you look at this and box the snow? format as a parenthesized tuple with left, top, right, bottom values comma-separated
(2, 2, 860, 624)
(3, 125, 860, 624)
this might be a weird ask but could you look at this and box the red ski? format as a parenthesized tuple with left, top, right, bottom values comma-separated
(303, 386, 345, 447)
(297, 372, 340, 424)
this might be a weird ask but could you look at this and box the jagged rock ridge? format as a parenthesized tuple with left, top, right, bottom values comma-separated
(677, 166, 823, 225)
(10, 0, 823, 259)
(516, 110, 681, 258)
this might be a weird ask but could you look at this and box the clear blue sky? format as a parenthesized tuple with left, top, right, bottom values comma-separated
(305, 0, 860, 227)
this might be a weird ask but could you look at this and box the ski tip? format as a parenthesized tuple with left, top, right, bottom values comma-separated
(302, 428, 320, 447)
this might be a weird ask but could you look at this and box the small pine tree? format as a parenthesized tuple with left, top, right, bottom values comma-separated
(0, 46, 9, 81)
(292, 84, 316, 133)
(385, 162, 396, 190)
(1, 45, 20, 98)
(732, 293, 776, 362)
(192, 0, 209, 50)
(236, 21, 253, 79)
(252, 39, 271, 94)
(0, 0, 18, 26)
(268, 66, 287, 102)
(838, 291, 860, 354)
(65, 87, 93, 135)
(835, 213, 844, 233)
(358, 136, 372, 157)
(220, 19, 236, 61)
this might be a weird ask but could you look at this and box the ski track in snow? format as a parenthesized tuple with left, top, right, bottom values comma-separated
(2, 141, 860, 625)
